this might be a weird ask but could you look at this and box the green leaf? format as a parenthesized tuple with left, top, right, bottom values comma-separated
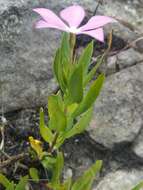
(62, 178, 72, 190)
(57, 91, 65, 112)
(73, 74, 105, 117)
(53, 33, 71, 93)
(53, 48, 61, 83)
(71, 160, 102, 190)
(40, 108, 54, 143)
(53, 48, 66, 92)
(29, 168, 39, 183)
(61, 33, 70, 62)
(15, 176, 28, 190)
(68, 65, 83, 103)
(6, 182, 15, 190)
(41, 156, 56, 170)
(48, 94, 67, 132)
(55, 134, 66, 149)
(67, 103, 78, 115)
(0, 174, 11, 187)
(84, 55, 104, 86)
(65, 107, 93, 139)
(51, 152, 64, 186)
(48, 177, 72, 190)
(132, 181, 143, 190)
(78, 41, 93, 76)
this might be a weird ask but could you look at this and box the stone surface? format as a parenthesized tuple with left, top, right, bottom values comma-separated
(132, 128, 143, 158)
(117, 48, 143, 69)
(88, 63, 143, 149)
(105, 48, 143, 75)
(132, 37, 143, 53)
(95, 170, 143, 190)
(0, 0, 143, 113)
(0, 2, 59, 113)
(0, 0, 100, 113)
(98, 0, 143, 33)
(94, 0, 143, 43)
(1, 0, 143, 189)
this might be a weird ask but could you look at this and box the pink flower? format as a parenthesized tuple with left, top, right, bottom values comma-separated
(33, 5, 116, 42)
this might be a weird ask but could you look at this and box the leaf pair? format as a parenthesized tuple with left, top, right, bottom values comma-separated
(67, 41, 94, 104)
(65, 107, 93, 139)
(45, 152, 64, 189)
(72, 160, 102, 190)
(40, 108, 54, 144)
(73, 74, 105, 117)
(53, 33, 71, 92)
(0, 174, 28, 190)
(40, 93, 67, 145)
(68, 64, 83, 104)
(48, 94, 67, 132)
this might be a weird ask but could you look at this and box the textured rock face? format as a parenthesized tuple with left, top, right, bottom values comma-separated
(103, 48, 143, 75)
(132, 129, 143, 158)
(0, 0, 100, 113)
(95, 170, 143, 190)
(99, 0, 143, 33)
(0, 0, 143, 112)
(1, 0, 143, 188)
(88, 63, 143, 148)
(0, 1, 58, 112)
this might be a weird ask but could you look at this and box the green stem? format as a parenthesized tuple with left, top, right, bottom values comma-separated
(48, 132, 59, 153)
(69, 33, 76, 62)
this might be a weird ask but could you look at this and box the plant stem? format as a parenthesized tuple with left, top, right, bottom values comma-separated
(48, 133, 59, 153)
(69, 33, 76, 62)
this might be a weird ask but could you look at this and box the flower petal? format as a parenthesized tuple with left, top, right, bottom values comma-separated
(35, 19, 69, 32)
(33, 8, 68, 30)
(79, 16, 116, 31)
(35, 20, 51, 28)
(60, 5, 85, 28)
(79, 28, 104, 42)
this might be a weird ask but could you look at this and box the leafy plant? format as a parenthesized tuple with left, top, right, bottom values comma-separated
(27, 31, 104, 190)
(0, 174, 28, 190)
(131, 181, 143, 190)
(0, 11, 113, 190)
(1, 4, 140, 190)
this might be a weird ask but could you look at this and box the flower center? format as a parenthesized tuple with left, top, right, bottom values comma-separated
(66, 26, 80, 34)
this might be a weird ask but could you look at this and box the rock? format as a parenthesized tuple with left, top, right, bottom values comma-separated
(95, 170, 143, 190)
(98, 0, 143, 33)
(117, 48, 143, 69)
(132, 37, 143, 53)
(88, 63, 143, 149)
(0, 1, 59, 113)
(132, 129, 143, 158)
(105, 48, 143, 75)
(93, 0, 143, 43)
(0, 0, 97, 13)
(0, 0, 142, 113)
(63, 167, 73, 181)
(106, 55, 118, 75)
(0, 0, 98, 113)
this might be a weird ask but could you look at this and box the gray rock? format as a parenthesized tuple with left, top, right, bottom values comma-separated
(132, 37, 143, 53)
(0, 0, 98, 113)
(63, 167, 73, 181)
(117, 48, 143, 69)
(95, 170, 143, 190)
(0, 0, 143, 114)
(98, 0, 143, 33)
(93, 0, 143, 43)
(105, 48, 143, 75)
(88, 63, 143, 149)
(0, 1, 59, 113)
(132, 128, 143, 158)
